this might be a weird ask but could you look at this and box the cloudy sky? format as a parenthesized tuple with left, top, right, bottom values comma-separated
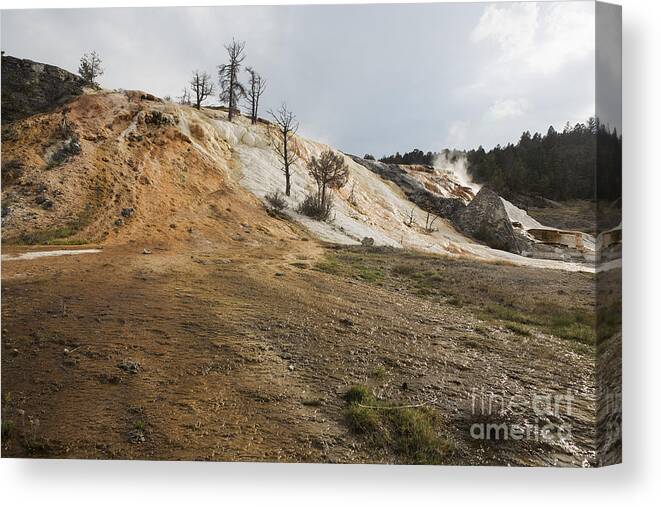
(1, 2, 600, 156)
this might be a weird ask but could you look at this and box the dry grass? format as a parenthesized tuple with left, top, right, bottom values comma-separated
(316, 245, 598, 348)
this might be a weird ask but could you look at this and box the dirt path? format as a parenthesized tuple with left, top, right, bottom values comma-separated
(1, 239, 597, 465)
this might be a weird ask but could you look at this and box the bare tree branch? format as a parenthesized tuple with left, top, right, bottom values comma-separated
(218, 39, 247, 122)
(245, 67, 266, 124)
(268, 103, 299, 196)
(189, 70, 214, 110)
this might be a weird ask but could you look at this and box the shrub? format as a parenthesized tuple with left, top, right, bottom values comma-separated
(264, 190, 288, 212)
(48, 135, 81, 168)
(343, 384, 372, 404)
(297, 193, 333, 221)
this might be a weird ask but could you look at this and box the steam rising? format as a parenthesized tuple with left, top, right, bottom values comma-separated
(432, 151, 482, 194)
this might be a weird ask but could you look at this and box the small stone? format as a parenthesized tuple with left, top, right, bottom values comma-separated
(275, 272, 285, 277)
(126, 428, 145, 444)
(339, 317, 354, 327)
(288, 364, 295, 371)
(117, 359, 140, 374)
(142, 248, 152, 255)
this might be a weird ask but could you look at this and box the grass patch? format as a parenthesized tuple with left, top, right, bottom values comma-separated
(356, 267, 383, 282)
(446, 295, 463, 307)
(316, 246, 597, 350)
(18, 226, 78, 245)
(343, 384, 452, 464)
(370, 365, 387, 379)
(315, 252, 383, 283)
(391, 263, 417, 277)
(481, 302, 595, 345)
(2, 420, 15, 440)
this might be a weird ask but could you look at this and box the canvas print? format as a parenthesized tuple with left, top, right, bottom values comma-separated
(0, 1, 621, 466)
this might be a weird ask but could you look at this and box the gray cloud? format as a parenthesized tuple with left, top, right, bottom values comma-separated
(1, 2, 599, 155)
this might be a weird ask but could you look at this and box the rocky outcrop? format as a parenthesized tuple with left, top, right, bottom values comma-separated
(455, 187, 525, 253)
(351, 155, 527, 253)
(1, 55, 85, 123)
(349, 155, 466, 219)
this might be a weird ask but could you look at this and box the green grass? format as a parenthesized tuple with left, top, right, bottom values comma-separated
(18, 226, 78, 245)
(343, 384, 452, 464)
(481, 302, 595, 345)
(2, 419, 15, 440)
(11, 200, 97, 246)
(316, 246, 598, 349)
(369, 365, 387, 379)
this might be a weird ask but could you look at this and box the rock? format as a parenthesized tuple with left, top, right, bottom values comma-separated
(41, 200, 53, 210)
(114, 218, 124, 226)
(350, 155, 466, 220)
(126, 428, 145, 444)
(125, 90, 163, 103)
(142, 248, 152, 255)
(138, 110, 178, 126)
(361, 237, 375, 247)
(1, 55, 85, 124)
(121, 207, 134, 218)
(339, 317, 354, 327)
(117, 359, 140, 374)
(455, 187, 523, 254)
(288, 364, 295, 371)
(275, 272, 285, 277)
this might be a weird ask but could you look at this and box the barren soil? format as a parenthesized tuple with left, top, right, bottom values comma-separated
(1, 236, 598, 466)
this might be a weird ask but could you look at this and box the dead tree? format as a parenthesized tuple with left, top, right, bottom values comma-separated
(189, 71, 214, 110)
(269, 103, 299, 196)
(405, 207, 416, 227)
(78, 51, 103, 87)
(218, 39, 246, 121)
(245, 67, 266, 124)
(307, 149, 349, 210)
(178, 87, 192, 106)
(424, 211, 440, 232)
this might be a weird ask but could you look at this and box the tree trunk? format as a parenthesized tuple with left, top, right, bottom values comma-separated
(228, 68, 234, 122)
(284, 134, 290, 195)
(321, 183, 327, 209)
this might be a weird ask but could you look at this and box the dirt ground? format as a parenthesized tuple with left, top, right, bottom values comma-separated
(1, 235, 599, 466)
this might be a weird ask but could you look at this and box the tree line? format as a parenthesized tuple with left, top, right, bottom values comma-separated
(466, 118, 621, 201)
(373, 119, 622, 202)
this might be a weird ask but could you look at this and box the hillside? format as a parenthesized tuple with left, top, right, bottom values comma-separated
(1, 57, 617, 466)
(1, 83, 595, 270)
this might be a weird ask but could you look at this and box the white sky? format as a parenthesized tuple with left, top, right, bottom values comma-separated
(1, 2, 602, 156)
